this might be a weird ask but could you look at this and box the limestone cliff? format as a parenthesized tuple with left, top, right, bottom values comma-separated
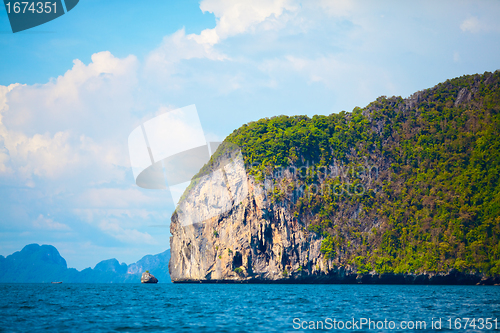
(168, 141, 382, 283)
(169, 173, 343, 282)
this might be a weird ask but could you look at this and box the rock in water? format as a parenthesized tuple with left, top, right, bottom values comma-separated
(141, 272, 158, 283)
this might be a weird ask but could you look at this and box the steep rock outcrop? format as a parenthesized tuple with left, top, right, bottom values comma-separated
(141, 272, 158, 283)
(169, 170, 370, 282)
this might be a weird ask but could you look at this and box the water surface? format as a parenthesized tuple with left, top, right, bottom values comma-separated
(1, 284, 499, 332)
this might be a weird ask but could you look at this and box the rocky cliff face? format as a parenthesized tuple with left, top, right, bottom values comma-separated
(168, 149, 380, 283)
(170, 174, 324, 282)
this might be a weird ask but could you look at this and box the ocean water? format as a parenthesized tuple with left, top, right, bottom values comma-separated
(1, 284, 499, 332)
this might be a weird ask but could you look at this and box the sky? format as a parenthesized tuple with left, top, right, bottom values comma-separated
(0, 0, 499, 270)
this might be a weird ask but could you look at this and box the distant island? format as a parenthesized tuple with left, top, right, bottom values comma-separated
(169, 71, 500, 285)
(0, 244, 170, 283)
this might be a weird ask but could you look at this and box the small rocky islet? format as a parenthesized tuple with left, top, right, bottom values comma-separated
(141, 271, 158, 284)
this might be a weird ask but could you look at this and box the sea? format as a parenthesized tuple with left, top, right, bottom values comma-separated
(0, 284, 499, 332)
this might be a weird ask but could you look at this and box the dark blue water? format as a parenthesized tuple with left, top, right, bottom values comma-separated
(0, 284, 499, 332)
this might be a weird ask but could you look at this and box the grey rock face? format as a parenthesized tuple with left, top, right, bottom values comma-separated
(141, 272, 158, 283)
(169, 173, 342, 282)
(455, 87, 472, 106)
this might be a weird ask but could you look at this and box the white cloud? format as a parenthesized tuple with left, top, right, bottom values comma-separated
(145, 28, 227, 77)
(260, 54, 395, 103)
(33, 214, 70, 231)
(311, 0, 355, 18)
(4, 131, 79, 180)
(98, 218, 158, 245)
(0, 51, 137, 184)
(145, 0, 298, 78)
(74, 208, 169, 222)
(0, 128, 128, 185)
(460, 15, 500, 34)
(73, 188, 172, 231)
(460, 16, 481, 33)
(0, 83, 21, 115)
(76, 188, 162, 209)
(197, 0, 298, 44)
(0, 83, 21, 174)
(0, 49, 179, 256)
(204, 131, 224, 143)
(2, 51, 138, 136)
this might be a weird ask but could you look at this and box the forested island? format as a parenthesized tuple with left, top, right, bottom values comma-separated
(169, 71, 500, 285)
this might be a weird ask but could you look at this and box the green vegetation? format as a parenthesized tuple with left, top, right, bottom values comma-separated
(211, 71, 500, 276)
(320, 235, 337, 260)
(234, 267, 243, 274)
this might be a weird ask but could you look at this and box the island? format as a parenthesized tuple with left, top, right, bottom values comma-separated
(169, 71, 500, 285)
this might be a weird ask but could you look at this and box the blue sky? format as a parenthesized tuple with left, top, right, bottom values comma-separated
(0, 0, 499, 270)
